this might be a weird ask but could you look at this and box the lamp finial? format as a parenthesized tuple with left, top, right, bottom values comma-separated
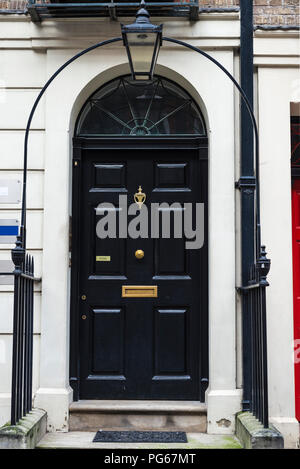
(136, 0, 150, 20)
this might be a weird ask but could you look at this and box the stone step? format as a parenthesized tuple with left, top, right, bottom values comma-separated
(69, 400, 207, 433)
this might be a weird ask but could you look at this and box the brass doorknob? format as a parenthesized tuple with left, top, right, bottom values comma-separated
(135, 249, 144, 260)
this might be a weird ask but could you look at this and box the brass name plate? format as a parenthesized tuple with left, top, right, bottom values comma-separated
(96, 256, 111, 262)
(122, 285, 158, 298)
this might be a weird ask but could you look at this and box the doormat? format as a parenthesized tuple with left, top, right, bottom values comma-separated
(93, 431, 187, 443)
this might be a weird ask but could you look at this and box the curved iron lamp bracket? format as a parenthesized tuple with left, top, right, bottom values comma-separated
(18, 37, 123, 251)
(18, 35, 261, 257)
(162, 37, 261, 256)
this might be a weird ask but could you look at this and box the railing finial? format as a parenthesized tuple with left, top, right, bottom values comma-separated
(257, 245, 271, 287)
(11, 235, 25, 273)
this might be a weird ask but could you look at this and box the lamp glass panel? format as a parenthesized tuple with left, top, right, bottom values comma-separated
(127, 32, 157, 76)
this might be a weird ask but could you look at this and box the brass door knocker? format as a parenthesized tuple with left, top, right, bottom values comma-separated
(134, 185, 146, 209)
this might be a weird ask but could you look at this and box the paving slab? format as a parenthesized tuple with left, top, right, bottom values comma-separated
(37, 431, 242, 449)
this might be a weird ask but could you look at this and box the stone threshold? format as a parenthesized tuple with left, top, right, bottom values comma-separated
(69, 400, 207, 432)
(69, 400, 207, 414)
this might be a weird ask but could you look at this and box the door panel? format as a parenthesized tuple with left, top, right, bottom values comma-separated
(154, 308, 188, 376)
(91, 307, 125, 376)
(73, 144, 208, 400)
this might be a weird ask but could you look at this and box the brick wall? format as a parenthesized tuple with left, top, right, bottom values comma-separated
(201, 1, 299, 26)
(200, 0, 239, 5)
(0, 0, 27, 10)
(253, 0, 299, 27)
(0, 0, 299, 27)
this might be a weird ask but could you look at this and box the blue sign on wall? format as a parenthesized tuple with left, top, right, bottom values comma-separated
(0, 219, 19, 244)
(0, 225, 18, 236)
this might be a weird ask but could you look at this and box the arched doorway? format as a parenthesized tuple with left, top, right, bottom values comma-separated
(70, 75, 208, 401)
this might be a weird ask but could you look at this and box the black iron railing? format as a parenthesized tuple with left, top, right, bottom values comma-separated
(10, 240, 41, 426)
(238, 245, 270, 428)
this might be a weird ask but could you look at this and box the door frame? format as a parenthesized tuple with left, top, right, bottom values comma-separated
(69, 136, 209, 401)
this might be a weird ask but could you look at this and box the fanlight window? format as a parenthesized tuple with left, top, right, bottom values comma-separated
(76, 76, 206, 136)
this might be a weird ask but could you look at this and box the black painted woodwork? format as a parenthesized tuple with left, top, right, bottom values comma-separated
(70, 138, 208, 400)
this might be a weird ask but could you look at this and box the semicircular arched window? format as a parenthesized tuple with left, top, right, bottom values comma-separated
(76, 76, 206, 137)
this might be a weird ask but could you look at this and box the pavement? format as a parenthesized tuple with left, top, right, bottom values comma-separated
(37, 431, 242, 449)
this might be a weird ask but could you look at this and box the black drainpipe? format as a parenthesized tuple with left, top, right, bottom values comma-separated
(238, 0, 255, 412)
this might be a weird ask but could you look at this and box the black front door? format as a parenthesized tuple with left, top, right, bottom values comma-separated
(71, 139, 208, 400)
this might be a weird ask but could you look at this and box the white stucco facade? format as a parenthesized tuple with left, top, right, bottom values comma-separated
(0, 13, 299, 447)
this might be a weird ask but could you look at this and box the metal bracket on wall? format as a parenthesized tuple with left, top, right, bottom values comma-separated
(235, 176, 256, 191)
